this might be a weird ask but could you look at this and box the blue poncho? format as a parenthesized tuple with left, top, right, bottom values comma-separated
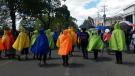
(31, 28, 49, 55)
(53, 31, 59, 40)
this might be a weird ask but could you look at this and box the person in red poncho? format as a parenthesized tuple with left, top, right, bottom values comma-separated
(0, 29, 4, 58)
(103, 29, 111, 54)
(58, 29, 72, 66)
(2, 27, 14, 58)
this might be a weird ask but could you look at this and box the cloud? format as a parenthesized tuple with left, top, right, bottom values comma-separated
(62, 0, 135, 26)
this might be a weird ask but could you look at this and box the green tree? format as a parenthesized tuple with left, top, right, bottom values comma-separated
(5, 0, 21, 34)
(81, 16, 95, 29)
(54, 5, 70, 31)
(19, 0, 64, 29)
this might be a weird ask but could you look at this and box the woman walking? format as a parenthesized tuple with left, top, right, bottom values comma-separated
(109, 22, 126, 64)
(57, 29, 72, 66)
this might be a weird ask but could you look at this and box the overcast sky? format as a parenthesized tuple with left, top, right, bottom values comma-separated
(61, 0, 135, 26)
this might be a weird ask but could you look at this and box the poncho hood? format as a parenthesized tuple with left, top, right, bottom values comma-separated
(33, 30, 38, 34)
(114, 22, 121, 30)
(19, 26, 25, 32)
(63, 29, 68, 35)
(39, 28, 45, 34)
(7, 31, 12, 36)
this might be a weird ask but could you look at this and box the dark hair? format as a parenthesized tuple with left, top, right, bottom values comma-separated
(81, 28, 86, 32)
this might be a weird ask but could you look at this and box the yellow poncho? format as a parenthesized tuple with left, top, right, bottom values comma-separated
(56, 32, 62, 47)
(12, 26, 30, 52)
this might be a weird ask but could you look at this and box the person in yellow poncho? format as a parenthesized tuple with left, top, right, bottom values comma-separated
(12, 26, 30, 60)
(76, 29, 81, 49)
(58, 29, 72, 66)
(56, 32, 63, 48)
(68, 27, 77, 55)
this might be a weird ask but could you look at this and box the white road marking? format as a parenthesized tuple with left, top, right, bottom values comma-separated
(0, 60, 13, 66)
(65, 56, 74, 76)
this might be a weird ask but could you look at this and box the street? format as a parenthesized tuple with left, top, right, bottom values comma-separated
(0, 47, 135, 76)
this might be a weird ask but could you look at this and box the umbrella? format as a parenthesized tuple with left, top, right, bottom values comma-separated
(95, 26, 108, 30)
(120, 21, 132, 25)
(131, 24, 135, 27)
(119, 21, 132, 31)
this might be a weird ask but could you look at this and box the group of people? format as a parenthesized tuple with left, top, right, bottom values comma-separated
(77, 22, 129, 64)
(0, 22, 134, 67)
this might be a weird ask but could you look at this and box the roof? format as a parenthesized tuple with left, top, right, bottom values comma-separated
(124, 3, 135, 10)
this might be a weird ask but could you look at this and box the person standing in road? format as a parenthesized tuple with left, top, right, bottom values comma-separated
(87, 29, 104, 60)
(80, 28, 89, 59)
(31, 27, 49, 65)
(57, 29, 72, 66)
(131, 30, 135, 53)
(109, 22, 126, 64)
(12, 26, 30, 60)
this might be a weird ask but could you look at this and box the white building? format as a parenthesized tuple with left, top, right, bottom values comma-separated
(123, 3, 135, 24)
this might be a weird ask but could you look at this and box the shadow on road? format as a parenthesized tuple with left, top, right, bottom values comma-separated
(69, 63, 85, 68)
(72, 54, 82, 57)
(39, 63, 60, 68)
(88, 56, 112, 62)
(47, 57, 61, 60)
(122, 62, 135, 67)
(97, 57, 113, 62)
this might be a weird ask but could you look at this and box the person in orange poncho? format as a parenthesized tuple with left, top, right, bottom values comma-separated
(58, 29, 72, 66)
(68, 27, 77, 55)
(2, 27, 14, 58)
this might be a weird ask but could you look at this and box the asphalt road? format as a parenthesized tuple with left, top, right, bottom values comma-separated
(0, 47, 135, 76)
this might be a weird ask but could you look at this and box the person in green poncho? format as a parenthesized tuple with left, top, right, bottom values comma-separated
(45, 29, 54, 58)
(109, 22, 126, 64)
(87, 29, 104, 60)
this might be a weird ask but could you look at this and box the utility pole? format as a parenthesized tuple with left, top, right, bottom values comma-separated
(103, 5, 107, 26)
(97, 11, 100, 25)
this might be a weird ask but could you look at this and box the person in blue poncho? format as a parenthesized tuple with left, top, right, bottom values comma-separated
(30, 30, 38, 59)
(31, 27, 49, 65)
(53, 30, 59, 48)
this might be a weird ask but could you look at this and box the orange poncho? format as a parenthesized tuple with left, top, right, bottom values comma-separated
(2, 31, 14, 51)
(58, 30, 72, 56)
(68, 29, 77, 45)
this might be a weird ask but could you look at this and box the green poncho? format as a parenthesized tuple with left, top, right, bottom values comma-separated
(45, 29, 54, 49)
(87, 30, 104, 52)
(31, 30, 38, 46)
(109, 22, 126, 51)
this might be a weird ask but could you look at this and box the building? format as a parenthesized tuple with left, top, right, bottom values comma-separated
(123, 3, 135, 24)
